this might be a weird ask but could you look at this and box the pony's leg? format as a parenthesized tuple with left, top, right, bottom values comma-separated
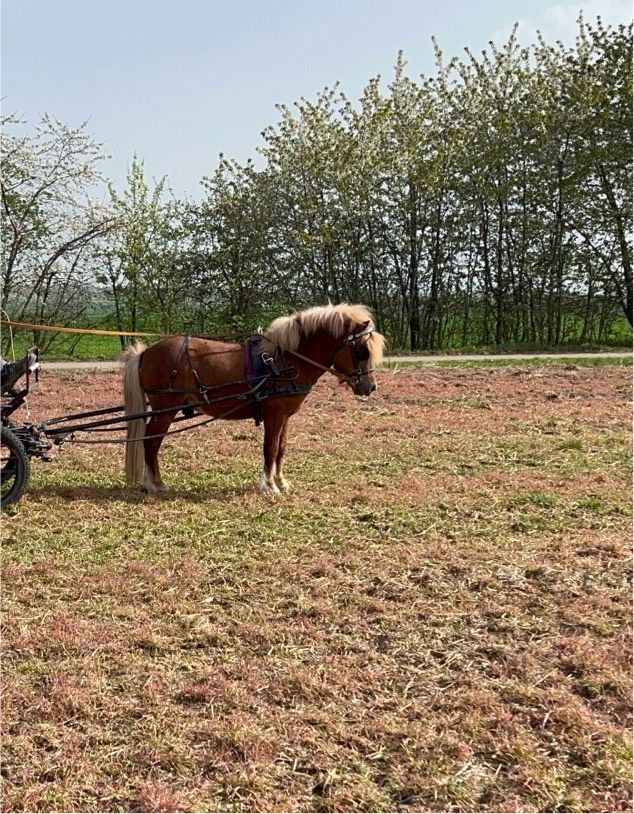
(143, 410, 177, 492)
(260, 414, 286, 494)
(274, 418, 291, 492)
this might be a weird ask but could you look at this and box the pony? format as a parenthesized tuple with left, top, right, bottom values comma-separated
(122, 303, 385, 494)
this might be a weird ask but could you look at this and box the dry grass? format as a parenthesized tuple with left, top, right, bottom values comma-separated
(1, 363, 632, 812)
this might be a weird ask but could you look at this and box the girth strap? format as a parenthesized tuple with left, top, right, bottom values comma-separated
(245, 335, 280, 425)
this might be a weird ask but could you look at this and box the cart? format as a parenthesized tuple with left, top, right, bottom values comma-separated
(1, 349, 53, 507)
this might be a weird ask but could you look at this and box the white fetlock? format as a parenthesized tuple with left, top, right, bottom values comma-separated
(275, 477, 291, 492)
(142, 470, 167, 493)
(259, 473, 280, 494)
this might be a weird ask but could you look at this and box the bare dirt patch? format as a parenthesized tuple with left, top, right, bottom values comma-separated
(2, 364, 632, 812)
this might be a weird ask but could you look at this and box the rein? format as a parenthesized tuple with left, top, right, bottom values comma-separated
(282, 347, 350, 382)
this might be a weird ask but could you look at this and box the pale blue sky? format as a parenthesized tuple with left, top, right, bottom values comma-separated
(2, 0, 631, 198)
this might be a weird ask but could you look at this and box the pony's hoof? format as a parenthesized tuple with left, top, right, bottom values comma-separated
(259, 480, 280, 495)
(275, 478, 291, 492)
(142, 479, 168, 494)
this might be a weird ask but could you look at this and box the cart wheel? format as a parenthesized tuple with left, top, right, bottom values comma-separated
(1, 426, 30, 508)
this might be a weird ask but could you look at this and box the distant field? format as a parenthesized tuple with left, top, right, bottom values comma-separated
(2, 364, 632, 812)
(4, 332, 140, 361)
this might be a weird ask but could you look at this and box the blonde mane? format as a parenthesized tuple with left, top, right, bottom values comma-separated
(262, 303, 385, 366)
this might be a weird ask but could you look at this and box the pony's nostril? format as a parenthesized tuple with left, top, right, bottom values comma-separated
(370, 383, 377, 393)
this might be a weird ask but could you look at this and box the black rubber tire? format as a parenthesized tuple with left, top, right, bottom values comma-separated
(1, 426, 30, 508)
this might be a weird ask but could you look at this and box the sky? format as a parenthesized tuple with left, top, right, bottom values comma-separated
(2, 0, 631, 200)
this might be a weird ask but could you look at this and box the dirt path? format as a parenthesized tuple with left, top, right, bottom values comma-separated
(42, 350, 631, 371)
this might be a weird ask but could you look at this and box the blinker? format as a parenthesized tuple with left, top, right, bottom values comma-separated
(352, 341, 371, 362)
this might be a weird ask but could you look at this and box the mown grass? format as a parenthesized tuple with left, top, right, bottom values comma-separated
(1, 365, 632, 812)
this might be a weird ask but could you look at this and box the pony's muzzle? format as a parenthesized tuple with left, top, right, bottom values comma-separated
(354, 380, 377, 396)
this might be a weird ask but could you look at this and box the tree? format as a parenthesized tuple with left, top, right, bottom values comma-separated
(96, 158, 192, 343)
(573, 19, 632, 325)
(185, 18, 631, 349)
(1, 114, 113, 350)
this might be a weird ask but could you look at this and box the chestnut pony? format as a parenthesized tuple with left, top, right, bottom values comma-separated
(122, 303, 385, 493)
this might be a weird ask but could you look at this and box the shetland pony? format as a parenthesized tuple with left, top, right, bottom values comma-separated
(122, 303, 384, 493)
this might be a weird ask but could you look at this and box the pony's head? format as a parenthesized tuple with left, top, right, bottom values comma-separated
(264, 303, 385, 396)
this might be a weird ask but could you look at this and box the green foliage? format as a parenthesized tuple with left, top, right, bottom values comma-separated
(187, 16, 632, 350)
(94, 158, 195, 347)
(1, 114, 113, 354)
(2, 18, 632, 353)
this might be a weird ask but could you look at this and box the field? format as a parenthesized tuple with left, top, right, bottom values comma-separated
(2, 362, 632, 812)
(3, 314, 633, 363)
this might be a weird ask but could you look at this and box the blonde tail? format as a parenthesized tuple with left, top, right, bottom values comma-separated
(122, 343, 148, 485)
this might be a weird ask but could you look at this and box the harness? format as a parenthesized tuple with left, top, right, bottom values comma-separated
(332, 322, 375, 384)
(243, 335, 310, 425)
(161, 335, 208, 417)
(144, 334, 311, 427)
(38, 325, 378, 449)
(142, 325, 374, 429)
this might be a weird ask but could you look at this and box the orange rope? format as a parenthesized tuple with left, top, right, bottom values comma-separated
(0, 319, 159, 337)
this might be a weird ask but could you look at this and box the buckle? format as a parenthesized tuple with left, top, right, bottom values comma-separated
(261, 353, 280, 377)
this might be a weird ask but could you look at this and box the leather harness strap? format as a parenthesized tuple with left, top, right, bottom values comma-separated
(168, 334, 190, 386)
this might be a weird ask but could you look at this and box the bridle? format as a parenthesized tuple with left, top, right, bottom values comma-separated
(281, 322, 376, 387)
(329, 322, 376, 386)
